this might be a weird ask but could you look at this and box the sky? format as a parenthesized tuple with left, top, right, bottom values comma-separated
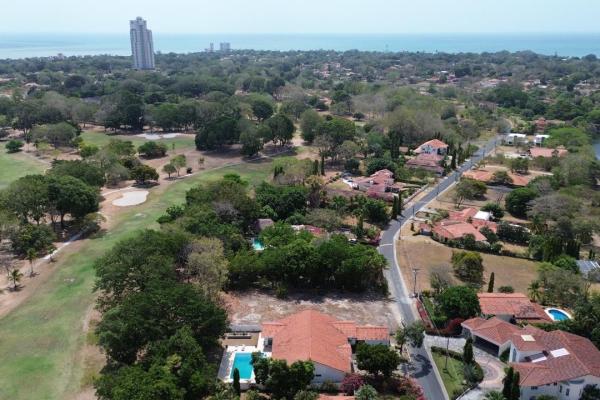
(3, 0, 600, 34)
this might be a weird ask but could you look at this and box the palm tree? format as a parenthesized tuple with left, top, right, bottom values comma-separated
(26, 248, 38, 277)
(484, 391, 506, 400)
(9, 268, 23, 290)
(527, 280, 542, 303)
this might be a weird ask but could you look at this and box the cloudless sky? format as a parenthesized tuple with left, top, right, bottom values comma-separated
(3, 0, 600, 34)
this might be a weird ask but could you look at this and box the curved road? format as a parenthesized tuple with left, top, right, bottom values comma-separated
(378, 137, 499, 400)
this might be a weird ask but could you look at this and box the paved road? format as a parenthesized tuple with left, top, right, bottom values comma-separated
(378, 137, 499, 400)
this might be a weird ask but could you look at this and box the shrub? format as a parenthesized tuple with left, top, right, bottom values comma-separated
(6, 139, 24, 153)
(341, 374, 365, 395)
(138, 141, 168, 158)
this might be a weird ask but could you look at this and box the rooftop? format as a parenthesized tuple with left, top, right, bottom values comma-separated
(477, 293, 552, 323)
(512, 330, 600, 387)
(261, 310, 388, 373)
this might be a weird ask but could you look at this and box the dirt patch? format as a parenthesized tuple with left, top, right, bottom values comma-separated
(396, 229, 539, 294)
(223, 290, 399, 329)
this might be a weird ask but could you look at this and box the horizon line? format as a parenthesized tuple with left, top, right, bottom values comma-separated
(2, 31, 600, 36)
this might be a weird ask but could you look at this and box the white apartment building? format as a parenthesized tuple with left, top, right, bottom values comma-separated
(130, 17, 155, 70)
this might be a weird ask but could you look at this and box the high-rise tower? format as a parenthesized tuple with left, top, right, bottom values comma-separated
(130, 17, 155, 70)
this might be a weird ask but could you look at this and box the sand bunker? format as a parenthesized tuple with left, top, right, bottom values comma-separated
(136, 133, 183, 140)
(112, 191, 149, 207)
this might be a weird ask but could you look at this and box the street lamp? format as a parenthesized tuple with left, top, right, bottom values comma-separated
(412, 268, 420, 297)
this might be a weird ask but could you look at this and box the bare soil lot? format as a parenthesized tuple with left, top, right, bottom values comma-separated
(396, 230, 539, 294)
(223, 290, 399, 329)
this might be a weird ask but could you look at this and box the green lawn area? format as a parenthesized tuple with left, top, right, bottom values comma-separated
(0, 159, 272, 400)
(80, 131, 196, 152)
(431, 349, 467, 398)
(0, 144, 47, 189)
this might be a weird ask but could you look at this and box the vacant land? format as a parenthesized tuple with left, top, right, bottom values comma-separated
(224, 290, 399, 329)
(396, 231, 539, 294)
(0, 158, 274, 400)
(0, 143, 47, 189)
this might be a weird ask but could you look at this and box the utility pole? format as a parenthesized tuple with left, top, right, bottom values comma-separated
(412, 268, 420, 297)
(444, 335, 450, 370)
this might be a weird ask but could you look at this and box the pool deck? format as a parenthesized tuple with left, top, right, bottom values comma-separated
(217, 339, 272, 388)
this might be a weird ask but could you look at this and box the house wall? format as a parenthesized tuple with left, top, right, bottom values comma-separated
(419, 144, 447, 155)
(520, 375, 600, 400)
(311, 362, 346, 384)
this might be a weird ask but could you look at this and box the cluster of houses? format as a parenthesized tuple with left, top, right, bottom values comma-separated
(461, 293, 600, 400)
(419, 206, 498, 244)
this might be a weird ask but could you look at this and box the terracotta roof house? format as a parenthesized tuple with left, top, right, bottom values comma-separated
(353, 169, 403, 202)
(414, 139, 449, 155)
(260, 310, 389, 384)
(428, 207, 497, 243)
(529, 146, 568, 159)
(477, 293, 552, 324)
(406, 153, 445, 176)
(462, 317, 600, 400)
(432, 220, 488, 242)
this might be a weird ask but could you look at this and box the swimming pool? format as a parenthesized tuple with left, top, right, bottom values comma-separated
(230, 352, 254, 379)
(252, 238, 265, 251)
(546, 308, 571, 321)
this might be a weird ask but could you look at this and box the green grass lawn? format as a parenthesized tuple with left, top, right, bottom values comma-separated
(0, 159, 272, 400)
(80, 131, 196, 152)
(0, 144, 47, 189)
(431, 350, 467, 398)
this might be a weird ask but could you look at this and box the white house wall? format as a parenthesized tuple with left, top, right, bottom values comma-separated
(312, 362, 346, 384)
(520, 375, 600, 400)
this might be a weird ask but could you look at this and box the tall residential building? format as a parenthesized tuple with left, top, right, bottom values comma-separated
(130, 17, 155, 70)
(219, 42, 231, 52)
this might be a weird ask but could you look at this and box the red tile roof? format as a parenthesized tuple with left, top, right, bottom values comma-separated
(261, 310, 388, 373)
(448, 207, 478, 221)
(512, 330, 600, 387)
(432, 220, 487, 242)
(464, 316, 600, 386)
(477, 293, 552, 323)
(462, 317, 523, 346)
(416, 139, 448, 153)
(406, 153, 444, 173)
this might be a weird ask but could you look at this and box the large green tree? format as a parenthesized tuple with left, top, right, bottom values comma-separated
(355, 343, 400, 378)
(437, 286, 481, 320)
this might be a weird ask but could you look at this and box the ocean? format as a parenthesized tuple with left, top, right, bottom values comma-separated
(1, 33, 600, 59)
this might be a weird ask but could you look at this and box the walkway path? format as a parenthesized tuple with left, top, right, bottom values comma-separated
(377, 137, 499, 400)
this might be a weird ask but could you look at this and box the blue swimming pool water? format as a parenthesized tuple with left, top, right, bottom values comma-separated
(252, 238, 265, 251)
(548, 309, 570, 321)
(231, 353, 254, 379)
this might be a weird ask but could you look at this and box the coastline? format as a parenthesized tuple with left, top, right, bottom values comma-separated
(2, 32, 600, 59)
